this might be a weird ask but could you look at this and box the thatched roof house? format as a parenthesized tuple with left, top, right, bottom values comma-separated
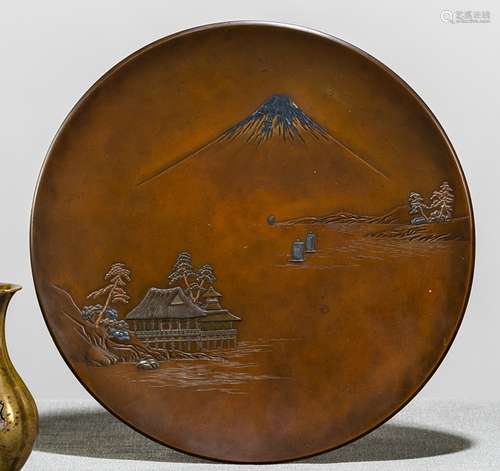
(125, 287, 206, 320)
(125, 285, 241, 352)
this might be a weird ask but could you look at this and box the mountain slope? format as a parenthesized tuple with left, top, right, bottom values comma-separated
(138, 94, 387, 186)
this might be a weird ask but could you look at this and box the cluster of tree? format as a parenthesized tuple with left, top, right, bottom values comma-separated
(79, 253, 218, 341)
(168, 251, 216, 305)
(70, 263, 170, 366)
(408, 181, 454, 225)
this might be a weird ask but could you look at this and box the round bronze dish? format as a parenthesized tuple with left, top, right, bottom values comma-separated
(31, 22, 474, 463)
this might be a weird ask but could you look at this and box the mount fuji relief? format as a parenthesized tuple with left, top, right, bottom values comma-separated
(138, 94, 387, 186)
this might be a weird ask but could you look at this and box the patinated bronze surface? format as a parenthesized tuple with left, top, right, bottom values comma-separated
(30, 23, 474, 463)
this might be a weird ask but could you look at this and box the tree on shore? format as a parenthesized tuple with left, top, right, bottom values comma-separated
(430, 181, 454, 222)
(408, 191, 429, 223)
(408, 182, 454, 224)
(87, 262, 131, 325)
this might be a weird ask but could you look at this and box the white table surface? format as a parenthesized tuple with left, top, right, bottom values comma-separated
(24, 398, 499, 470)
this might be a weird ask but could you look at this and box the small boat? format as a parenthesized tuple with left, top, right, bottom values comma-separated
(305, 231, 317, 253)
(289, 239, 305, 262)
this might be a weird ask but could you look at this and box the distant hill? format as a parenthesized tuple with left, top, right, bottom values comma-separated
(274, 205, 409, 226)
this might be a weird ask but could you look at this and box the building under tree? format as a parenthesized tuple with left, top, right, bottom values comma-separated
(125, 286, 240, 352)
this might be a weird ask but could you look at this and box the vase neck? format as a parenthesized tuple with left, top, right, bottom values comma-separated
(0, 284, 22, 336)
(0, 287, 20, 366)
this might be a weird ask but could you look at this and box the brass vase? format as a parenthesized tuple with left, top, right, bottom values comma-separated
(0, 284, 38, 470)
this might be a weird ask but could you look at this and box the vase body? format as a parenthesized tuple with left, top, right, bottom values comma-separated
(0, 285, 38, 470)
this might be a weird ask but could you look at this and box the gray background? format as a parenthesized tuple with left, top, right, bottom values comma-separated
(0, 0, 497, 403)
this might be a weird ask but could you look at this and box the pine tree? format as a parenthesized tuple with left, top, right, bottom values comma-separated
(430, 181, 454, 222)
(408, 191, 429, 223)
(168, 251, 197, 300)
(193, 264, 216, 303)
(87, 263, 131, 325)
(168, 252, 217, 304)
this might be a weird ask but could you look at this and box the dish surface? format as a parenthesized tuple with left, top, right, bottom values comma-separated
(31, 22, 474, 463)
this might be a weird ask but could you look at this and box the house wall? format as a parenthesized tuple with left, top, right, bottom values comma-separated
(201, 321, 233, 331)
(130, 318, 199, 331)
